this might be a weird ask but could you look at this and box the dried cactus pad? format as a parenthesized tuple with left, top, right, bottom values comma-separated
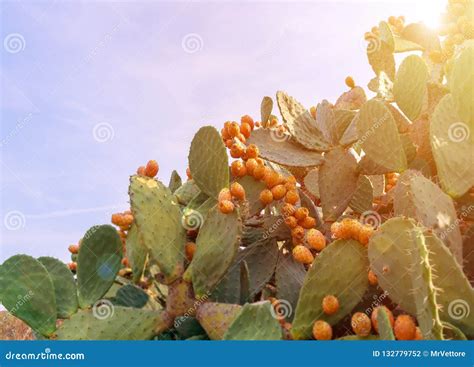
(0, 255, 57, 336)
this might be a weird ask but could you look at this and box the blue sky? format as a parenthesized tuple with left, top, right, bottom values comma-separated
(0, 0, 445, 262)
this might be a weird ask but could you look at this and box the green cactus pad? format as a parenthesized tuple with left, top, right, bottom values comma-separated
(55, 307, 172, 340)
(276, 91, 330, 151)
(377, 307, 395, 340)
(129, 176, 185, 284)
(239, 261, 250, 304)
(237, 239, 279, 298)
(442, 322, 468, 341)
(349, 175, 374, 214)
(186, 191, 209, 211)
(318, 147, 359, 221)
(76, 225, 122, 308)
(449, 43, 474, 125)
(291, 240, 369, 339)
(38, 257, 78, 318)
(188, 126, 229, 198)
(196, 302, 242, 340)
(0, 255, 57, 336)
(424, 233, 474, 336)
(168, 170, 182, 193)
(367, 42, 395, 80)
(393, 55, 429, 121)
(247, 128, 323, 167)
(357, 99, 407, 172)
(275, 252, 306, 321)
(315, 100, 339, 144)
(185, 207, 242, 297)
(224, 301, 282, 340)
(261, 96, 273, 125)
(174, 179, 200, 205)
(430, 94, 474, 198)
(368, 218, 444, 339)
(125, 224, 148, 283)
(166, 279, 196, 317)
(210, 263, 241, 304)
(394, 171, 463, 263)
(112, 284, 149, 308)
(237, 175, 266, 217)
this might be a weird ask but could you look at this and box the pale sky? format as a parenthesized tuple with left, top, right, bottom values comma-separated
(1, 0, 445, 262)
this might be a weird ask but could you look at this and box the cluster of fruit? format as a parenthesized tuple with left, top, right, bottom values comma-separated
(312, 303, 421, 341)
(385, 172, 399, 192)
(434, 0, 474, 63)
(67, 243, 79, 271)
(330, 218, 374, 246)
(364, 15, 406, 42)
(217, 182, 246, 214)
(136, 160, 159, 178)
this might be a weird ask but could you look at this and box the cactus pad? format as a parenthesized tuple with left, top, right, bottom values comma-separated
(377, 307, 395, 340)
(168, 170, 182, 193)
(0, 255, 57, 336)
(125, 224, 148, 283)
(188, 126, 229, 198)
(291, 240, 369, 339)
(129, 176, 185, 284)
(349, 175, 374, 214)
(449, 44, 474, 126)
(76, 225, 122, 308)
(196, 302, 242, 340)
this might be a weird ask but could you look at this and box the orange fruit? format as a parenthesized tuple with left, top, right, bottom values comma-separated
(307, 229, 326, 251)
(322, 295, 339, 315)
(294, 207, 309, 221)
(394, 315, 416, 340)
(218, 200, 234, 214)
(145, 160, 159, 178)
(285, 190, 299, 205)
(230, 182, 246, 201)
(218, 188, 232, 202)
(312, 320, 332, 340)
(185, 242, 197, 261)
(300, 216, 316, 230)
(368, 270, 378, 286)
(351, 312, 372, 337)
(259, 189, 273, 205)
(292, 245, 314, 264)
(271, 184, 286, 200)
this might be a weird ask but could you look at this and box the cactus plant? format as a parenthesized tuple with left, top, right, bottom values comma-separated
(1, 0, 473, 342)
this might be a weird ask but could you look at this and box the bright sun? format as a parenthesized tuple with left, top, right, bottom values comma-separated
(407, 0, 447, 30)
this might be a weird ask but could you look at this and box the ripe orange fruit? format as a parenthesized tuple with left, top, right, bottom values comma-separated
(245, 158, 258, 176)
(345, 76, 355, 88)
(218, 188, 232, 202)
(322, 295, 339, 315)
(228, 122, 240, 138)
(68, 244, 79, 254)
(300, 216, 316, 230)
(338, 218, 359, 239)
(122, 214, 134, 227)
(259, 189, 273, 205)
(294, 207, 309, 221)
(231, 160, 247, 177)
(358, 225, 374, 246)
(185, 242, 197, 261)
(68, 262, 77, 271)
(186, 167, 192, 180)
(292, 245, 314, 264)
(230, 182, 246, 200)
(284, 216, 298, 229)
(137, 166, 146, 175)
(307, 229, 326, 251)
(221, 127, 230, 140)
(394, 315, 416, 340)
(271, 184, 286, 200)
(263, 169, 280, 188)
(240, 123, 252, 138)
(414, 327, 423, 340)
(351, 312, 372, 336)
(285, 190, 299, 205)
(225, 139, 233, 149)
(253, 164, 266, 180)
(121, 257, 130, 267)
(111, 213, 123, 226)
(230, 144, 245, 158)
(310, 106, 317, 119)
(368, 270, 378, 286)
(281, 203, 296, 217)
(145, 160, 159, 178)
(312, 320, 332, 340)
(245, 144, 259, 159)
(218, 200, 234, 214)
(241, 115, 255, 130)
(371, 306, 394, 333)
(330, 221, 342, 238)
(291, 226, 306, 240)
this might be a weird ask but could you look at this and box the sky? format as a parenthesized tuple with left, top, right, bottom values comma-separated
(0, 0, 446, 263)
